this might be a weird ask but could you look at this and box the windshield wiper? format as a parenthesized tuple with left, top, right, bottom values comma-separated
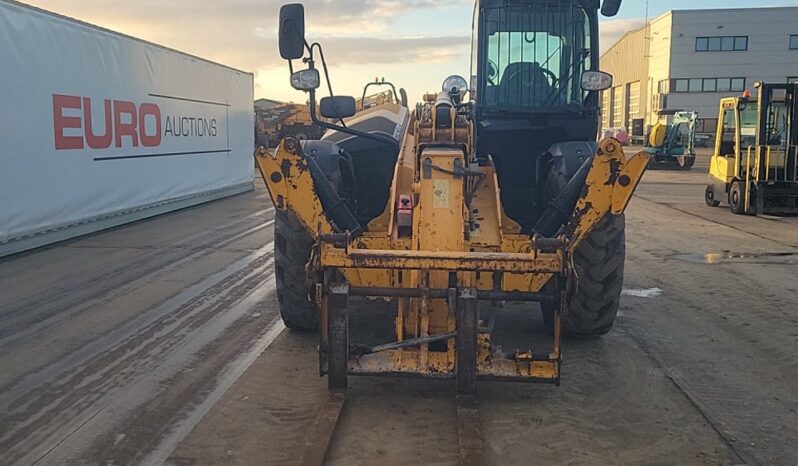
(542, 49, 590, 108)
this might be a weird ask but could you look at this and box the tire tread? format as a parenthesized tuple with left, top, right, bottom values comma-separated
(274, 210, 318, 331)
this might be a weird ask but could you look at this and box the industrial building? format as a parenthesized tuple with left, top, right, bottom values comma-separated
(600, 6, 798, 139)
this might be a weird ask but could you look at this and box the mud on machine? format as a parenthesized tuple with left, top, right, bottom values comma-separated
(257, 0, 649, 395)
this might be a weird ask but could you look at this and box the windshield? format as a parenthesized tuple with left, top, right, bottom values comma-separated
(481, 1, 590, 111)
(739, 104, 758, 135)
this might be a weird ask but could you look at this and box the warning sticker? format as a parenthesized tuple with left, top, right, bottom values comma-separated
(433, 179, 449, 208)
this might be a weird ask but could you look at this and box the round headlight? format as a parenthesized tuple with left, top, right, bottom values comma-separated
(442, 75, 468, 94)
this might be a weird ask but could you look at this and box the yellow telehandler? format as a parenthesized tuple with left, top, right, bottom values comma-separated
(257, 0, 648, 394)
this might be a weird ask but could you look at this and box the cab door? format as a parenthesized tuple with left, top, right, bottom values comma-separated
(709, 101, 739, 185)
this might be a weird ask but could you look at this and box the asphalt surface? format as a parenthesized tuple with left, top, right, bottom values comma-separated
(2, 148, 797, 465)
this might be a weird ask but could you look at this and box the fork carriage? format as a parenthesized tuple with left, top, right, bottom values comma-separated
(258, 131, 648, 394)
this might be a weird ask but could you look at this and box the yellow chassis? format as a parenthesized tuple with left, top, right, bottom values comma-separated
(256, 128, 648, 392)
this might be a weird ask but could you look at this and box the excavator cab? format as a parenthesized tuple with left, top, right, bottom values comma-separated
(644, 110, 697, 169)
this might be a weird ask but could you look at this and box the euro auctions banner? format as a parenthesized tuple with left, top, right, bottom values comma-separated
(0, 1, 254, 250)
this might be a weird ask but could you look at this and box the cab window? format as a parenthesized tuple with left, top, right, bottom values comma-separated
(481, 2, 590, 110)
(719, 108, 736, 156)
(739, 104, 758, 150)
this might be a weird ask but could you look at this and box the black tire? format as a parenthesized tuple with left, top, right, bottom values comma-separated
(274, 210, 318, 331)
(705, 185, 720, 207)
(728, 180, 746, 215)
(678, 155, 695, 170)
(540, 165, 625, 337)
(542, 214, 626, 337)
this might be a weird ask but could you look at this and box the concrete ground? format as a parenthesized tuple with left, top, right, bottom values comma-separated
(1, 148, 797, 465)
(0, 183, 280, 465)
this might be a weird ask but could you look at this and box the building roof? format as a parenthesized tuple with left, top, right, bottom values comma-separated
(600, 5, 798, 61)
(669, 5, 798, 15)
(600, 22, 649, 62)
(254, 98, 286, 109)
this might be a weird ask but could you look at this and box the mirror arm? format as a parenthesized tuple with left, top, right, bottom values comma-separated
(309, 42, 346, 127)
(284, 25, 395, 148)
(307, 94, 398, 149)
(287, 34, 314, 81)
(310, 43, 335, 98)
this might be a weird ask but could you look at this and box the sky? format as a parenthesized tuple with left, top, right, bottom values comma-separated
(24, 0, 798, 104)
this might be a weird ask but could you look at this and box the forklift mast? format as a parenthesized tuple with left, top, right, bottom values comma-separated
(753, 83, 798, 182)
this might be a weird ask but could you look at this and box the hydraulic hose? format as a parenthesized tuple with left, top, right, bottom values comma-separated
(300, 145, 363, 237)
(533, 155, 594, 237)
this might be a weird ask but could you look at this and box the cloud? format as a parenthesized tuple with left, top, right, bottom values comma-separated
(25, 0, 470, 73)
(318, 35, 470, 65)
(25, 0, 467, 36)
(599, 17, 646, 54)
(253, 34, 470, 101)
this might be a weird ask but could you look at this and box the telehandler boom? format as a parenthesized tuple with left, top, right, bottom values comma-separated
(257, 0, 649, 394)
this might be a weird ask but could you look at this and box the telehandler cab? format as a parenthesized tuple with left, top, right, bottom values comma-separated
(256, 0, 649, 394)
(705, 82, 798, 214)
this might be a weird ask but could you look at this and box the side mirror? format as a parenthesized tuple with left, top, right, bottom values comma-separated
(600, 0, 622, 17)
(290, 68, 320, 91)
(279, 4, 305, 60)
(581, 71, 613, 91)
(320, 96, 357, 119)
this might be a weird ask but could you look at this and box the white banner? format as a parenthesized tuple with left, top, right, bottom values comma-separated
(0, 1, 254, 251)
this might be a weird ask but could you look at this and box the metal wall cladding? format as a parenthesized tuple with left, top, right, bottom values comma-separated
(0, 1, 254, 252)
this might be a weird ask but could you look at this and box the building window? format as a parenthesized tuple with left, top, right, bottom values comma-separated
(601, 90, 611, 129)
(669, 77, 745, 93)
(696, 35, 747, 52)
(652, 93, 667, 112)
(697, 118, 718, 134)
(735, 37, 748, 51)
(791, 35, 798, 50)
(611, 86, 623, 128)
(789, 77, 798, 84)
(626, 81, 640, 130)
(658, 79, 669, 94)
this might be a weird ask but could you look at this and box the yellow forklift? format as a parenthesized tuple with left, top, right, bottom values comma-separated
(705, 82, 798, 214)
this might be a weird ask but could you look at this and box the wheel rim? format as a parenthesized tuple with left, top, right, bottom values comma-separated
(706, 187, 713, 202)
